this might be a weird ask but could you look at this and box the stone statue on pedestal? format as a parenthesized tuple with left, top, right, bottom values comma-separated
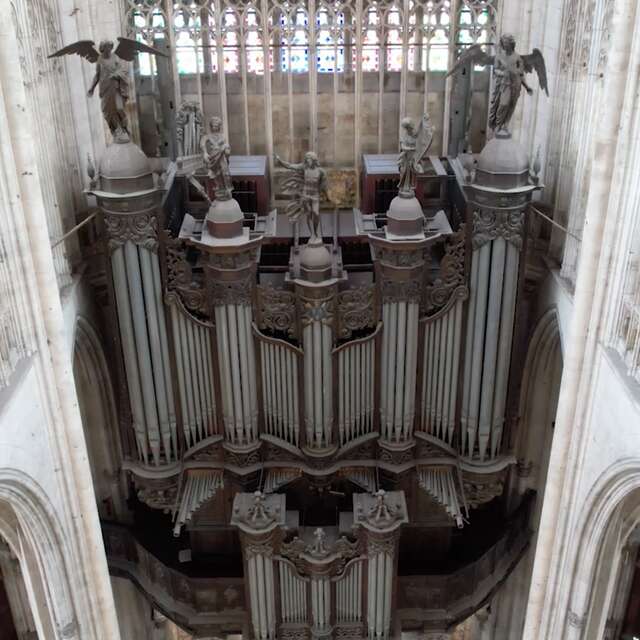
(201, 117, 234, 200)
(275, 152, 328, 241)
(446, 33, 548, 138)
(398, 114, 434, 197)
(49, 38, 166, 143)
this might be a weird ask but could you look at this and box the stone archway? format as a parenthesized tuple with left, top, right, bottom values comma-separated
(72, 317, 125, 519)
(558, 461, 640, 640)
(0, 470, 81, 639)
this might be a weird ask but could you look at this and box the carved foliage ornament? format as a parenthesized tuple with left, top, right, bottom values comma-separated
(104, 212, 158, 253)
(424, 224, 467, 313)
(165, 236, 209, 317)
(256, 284, 297, 338)
(472, 209, 524, 250)
(337, 285, 376, 339)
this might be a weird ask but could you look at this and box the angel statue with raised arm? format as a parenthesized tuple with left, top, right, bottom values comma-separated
(398, 113, 434, 197)
(49, 38, 166, 142)
(274, 151, 328, 242)
(446, 33, 548, 138)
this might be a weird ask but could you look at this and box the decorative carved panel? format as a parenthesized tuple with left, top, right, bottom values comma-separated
(337, 285, 376, 339)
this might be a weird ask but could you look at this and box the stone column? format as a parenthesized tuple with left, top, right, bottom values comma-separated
(287, 240, 345, 457)
(231, 492, 286, 640)
(92, 140, 177, 466)
(460, 137, 540, 462)
(353, 490, 408, 640)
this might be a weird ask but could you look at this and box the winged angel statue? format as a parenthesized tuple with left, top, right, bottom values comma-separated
(446, 34, 548, 137)
(398, 113, 434, 197)
(49, 38, 166, 141)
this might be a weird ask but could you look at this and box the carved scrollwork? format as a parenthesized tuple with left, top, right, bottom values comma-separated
(280, 627, 309, 640)
(472, 210, 524, 250)
(256, 284, 297, 338)
(424, 225, 467, 313)
(462, 480, 504, 508)
(335, 625, 365, 640)
(165, 236, 210, 317)
(337, 285, 376, 339)
(104, 212, 158, 253)
(137, 485, 178, 512)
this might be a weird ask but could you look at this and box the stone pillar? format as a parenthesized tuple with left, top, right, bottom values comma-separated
(92, 139, 177, 466)
(231, 492, 286, 640)
(460, 137, 540, 462)
(287, 240, 345, 456)
(353, 490, 408, 640)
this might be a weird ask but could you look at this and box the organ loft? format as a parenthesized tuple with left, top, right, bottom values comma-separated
(3, 1, 640, 640)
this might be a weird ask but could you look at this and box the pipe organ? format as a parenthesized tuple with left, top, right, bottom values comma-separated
(91, 127, 540, 637)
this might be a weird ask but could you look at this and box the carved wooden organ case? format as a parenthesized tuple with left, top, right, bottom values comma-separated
(93, 150, 539, 640)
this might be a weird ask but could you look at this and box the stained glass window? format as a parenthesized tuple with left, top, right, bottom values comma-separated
(133, 10, 166, 76)
(222, 10, 240, 72)
(360, 7, 379, 71)
(245, 9, 268, 74)
(316, 8, 345, 72)
(385, 7, 403, 71)
(281, 9, 309, 72)
(174, 7, 206, 74)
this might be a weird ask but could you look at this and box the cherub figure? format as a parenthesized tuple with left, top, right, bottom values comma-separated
(201, 117, 233, 200)
(275, 152, 328, 241)
(446, 33, 548, 137)
(49, 38, 166, 141)
(398, 114, 434, 197)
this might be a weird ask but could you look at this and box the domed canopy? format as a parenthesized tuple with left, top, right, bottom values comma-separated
(475, 137, 530, 188)
(98, 140, 154, 194)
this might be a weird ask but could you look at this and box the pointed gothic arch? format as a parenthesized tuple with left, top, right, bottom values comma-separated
(0, 470, 81, 640)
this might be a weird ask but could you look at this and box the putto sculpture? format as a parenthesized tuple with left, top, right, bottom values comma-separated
(201, 116, 233, 200)
(398, 114, 434, 197)
(275, 152, 328, 241)
(446, 33, 548, 137)
(49, 38, 166, 142)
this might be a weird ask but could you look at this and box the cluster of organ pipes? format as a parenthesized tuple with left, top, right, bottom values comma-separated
(116, 231, 524, 464)
(169, 298, 218, 448)
(335, 327, 379, 446)
(111, 242, 177, 465)
(380, 301, 420, 444)
(420, 298, 465, 447)
(258, 332, 302, 447)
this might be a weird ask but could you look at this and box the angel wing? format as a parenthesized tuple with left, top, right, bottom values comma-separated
(522, 48, 549, 96)
(415, 114, 434, 167)
(48, 40, 99, 63)
(114, 37, 167, 61)
(445, 44, 494, 78)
